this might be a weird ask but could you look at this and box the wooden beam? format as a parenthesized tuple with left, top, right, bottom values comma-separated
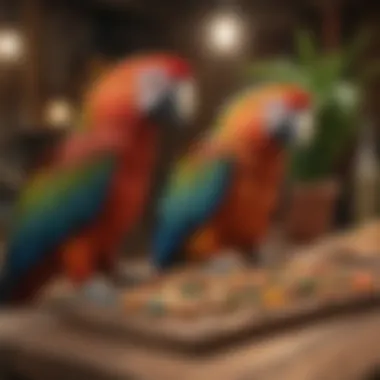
(322, 2, 341, 51)
(310, 0, 342, 51)
(21, 0, 43, 129)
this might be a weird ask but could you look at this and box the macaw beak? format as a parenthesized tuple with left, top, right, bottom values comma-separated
(272, 118, 294, 145)
(271, 108, 315, 148)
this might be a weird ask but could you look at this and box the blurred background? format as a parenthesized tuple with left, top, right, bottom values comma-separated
(0, 2, 380, 379)
(0, 0, 378, 254)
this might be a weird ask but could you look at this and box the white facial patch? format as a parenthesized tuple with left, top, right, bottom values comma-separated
(265, 99, 288, 134)
(175, 79, 197, 123)
(294, 110, 315, 147)
(138, 67, 170, 112)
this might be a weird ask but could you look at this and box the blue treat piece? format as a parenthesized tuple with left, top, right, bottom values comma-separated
(203, 258, 234, 275)
(79, 279, 118, 307)
(146, 297, 166, 317)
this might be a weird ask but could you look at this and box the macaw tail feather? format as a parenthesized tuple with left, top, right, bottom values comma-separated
(0, 273, 11, 305)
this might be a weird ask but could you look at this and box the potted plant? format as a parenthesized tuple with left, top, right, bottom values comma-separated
(248, 29, 379, 243)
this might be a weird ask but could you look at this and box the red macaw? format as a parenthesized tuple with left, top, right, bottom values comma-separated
(0, 54, 195, 304)
(152, 84, 314, 270)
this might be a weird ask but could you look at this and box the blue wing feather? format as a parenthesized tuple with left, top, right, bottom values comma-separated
(152, 157, 233, 269)
(0, 155, 116, 301)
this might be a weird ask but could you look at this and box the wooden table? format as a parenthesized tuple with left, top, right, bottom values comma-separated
(1, 309, 380, 380)
(1, 221, 380, 380)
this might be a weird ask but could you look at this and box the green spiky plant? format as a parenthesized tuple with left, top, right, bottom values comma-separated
(247, 29, 380, 182)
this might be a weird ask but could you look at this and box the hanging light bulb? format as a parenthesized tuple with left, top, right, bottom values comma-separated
(205, 10, 246, 55)
(0, 29, 23, 63)
(44, 99, 73, 128)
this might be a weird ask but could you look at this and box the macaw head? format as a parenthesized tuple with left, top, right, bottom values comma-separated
(135, 54, 197, 127)
(86, 54, 197, 134)
(259, 84, 314, 149)
(202, 84, 314, 159)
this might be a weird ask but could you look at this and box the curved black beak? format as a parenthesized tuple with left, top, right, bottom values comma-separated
(148, 89, 180, 129)
(272, 118, 295, 146)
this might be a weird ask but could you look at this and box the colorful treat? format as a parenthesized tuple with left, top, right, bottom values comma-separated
(351, 272, 374, 294)
(296, 277, 317, 298)
(180, 280, 206, 299)
(146, 297, 166, 317)
(241, 285, 261, 304)
(263, 286, 287, 309)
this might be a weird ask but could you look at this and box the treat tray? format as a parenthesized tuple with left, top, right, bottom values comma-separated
(52, 221, 380, 354)
(53, 291, 380, 355)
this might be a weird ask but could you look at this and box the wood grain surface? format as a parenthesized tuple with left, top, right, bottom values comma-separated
(1, 221, 380, 380)
(1, 309, 380, 380)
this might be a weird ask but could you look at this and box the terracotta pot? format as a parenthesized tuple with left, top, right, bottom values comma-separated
(284, 179, 340, 244)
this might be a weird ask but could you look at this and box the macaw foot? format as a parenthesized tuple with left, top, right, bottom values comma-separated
(77, 276, 118, 307)
(113, 262, 155, 288)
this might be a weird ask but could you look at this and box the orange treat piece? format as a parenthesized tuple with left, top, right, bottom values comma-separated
(352, 272, 374, 293)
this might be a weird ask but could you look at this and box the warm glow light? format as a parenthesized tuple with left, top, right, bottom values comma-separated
(0, 30, 23, 62)
(206, 12, 244, 54)
(44, 99, 73, 128)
